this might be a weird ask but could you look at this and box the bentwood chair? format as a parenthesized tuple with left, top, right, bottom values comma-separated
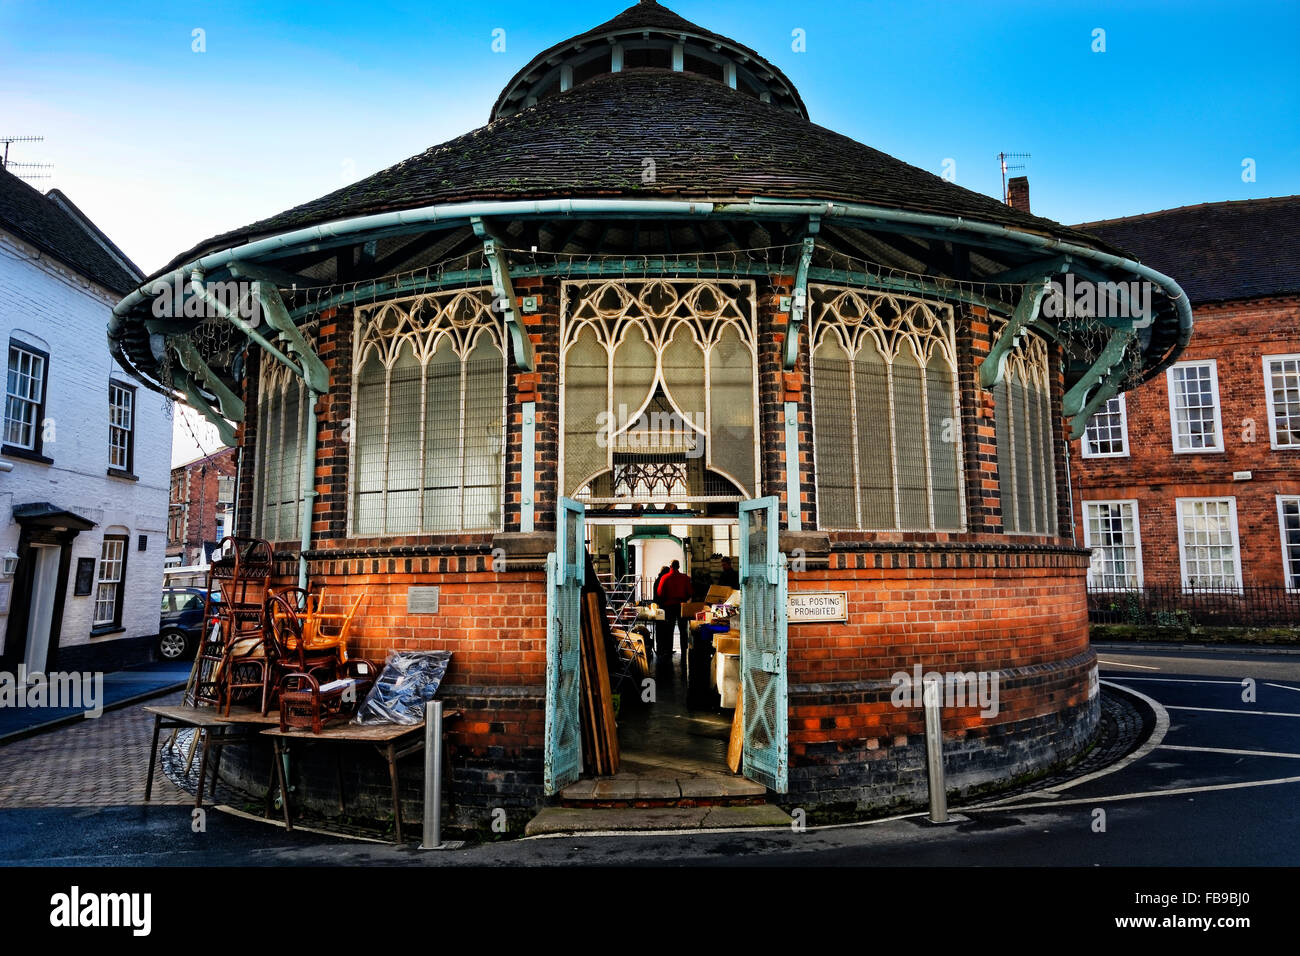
(266, 592, 344, 690)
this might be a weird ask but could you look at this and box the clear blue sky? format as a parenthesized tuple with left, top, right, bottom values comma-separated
(1, 0, 1297, 275)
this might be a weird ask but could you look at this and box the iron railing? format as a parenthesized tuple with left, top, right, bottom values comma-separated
(1088, 584, 1300, 627)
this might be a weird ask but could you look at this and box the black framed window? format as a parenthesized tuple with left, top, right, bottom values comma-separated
(4, 340, 50, 458)
(92, 535, 129, 629)
(109, 380, 135, 474)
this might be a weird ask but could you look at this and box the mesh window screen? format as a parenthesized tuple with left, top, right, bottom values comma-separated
(351, 287, 505, 535)
(563, 326, 608, 495)
(993, 378, 1015, 532)
(926, 353, 962, 530)
(423, 339, 460, 532)
(662, 325, 705, 423)
(463, 334, 505, 530)
(855, 344, 895, 528)
(992, 323, 1057, 536)
(809, 286, 963, 532)
(255, 364, 308, 542)
(353, 352, 387, 535)
(893, 349, 930, 528)
(710, 323, 755, 495)
(1013, 379, 1033, 531)
(812, 337, 857, 528)
(386, 344, 422, 532)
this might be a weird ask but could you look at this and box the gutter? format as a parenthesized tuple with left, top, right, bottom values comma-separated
(110, 196, 1190, 378)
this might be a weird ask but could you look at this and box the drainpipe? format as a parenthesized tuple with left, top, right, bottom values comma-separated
(300, 389, 319, 590)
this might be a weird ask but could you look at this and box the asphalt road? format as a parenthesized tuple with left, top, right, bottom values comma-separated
(1, 642, 1297, 869)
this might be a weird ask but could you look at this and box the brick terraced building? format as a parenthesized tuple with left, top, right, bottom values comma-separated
(108, 1, 1193, 822)
(1071, 197, 1300, 611)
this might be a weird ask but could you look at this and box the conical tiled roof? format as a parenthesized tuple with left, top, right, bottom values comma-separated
(158, 68, 1119, 273)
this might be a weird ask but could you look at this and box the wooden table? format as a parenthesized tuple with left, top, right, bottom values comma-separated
(143, 704, 279, 808)
(261, 712, 459, 845)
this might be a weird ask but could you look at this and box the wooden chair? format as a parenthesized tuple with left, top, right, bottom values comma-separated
(266, 592, 344, 690)
(200, 537, 275, 714)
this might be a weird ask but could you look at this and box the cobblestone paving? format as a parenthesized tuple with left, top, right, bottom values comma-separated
(0, 692, 192, 808)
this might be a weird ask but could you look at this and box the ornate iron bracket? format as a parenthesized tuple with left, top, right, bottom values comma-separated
(782, 219, 819, 371)
(472, 217, 536, 371)
(979, 276, 1052, 389)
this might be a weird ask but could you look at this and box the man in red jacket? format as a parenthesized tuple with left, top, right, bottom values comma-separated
(654, 560, 694, 682)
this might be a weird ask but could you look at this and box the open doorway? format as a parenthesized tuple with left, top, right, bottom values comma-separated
(585, 516, 743, 778)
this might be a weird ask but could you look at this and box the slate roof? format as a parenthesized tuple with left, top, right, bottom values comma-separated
(157, 68, 1123, 276)
(1074, 196, 1300, 305)
(491, 0, 808, 120)
(0, 165, 141, 295)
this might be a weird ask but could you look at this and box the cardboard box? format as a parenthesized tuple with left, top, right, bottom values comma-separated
(704, 585, 734, 604)
(681, 601, 708, 620)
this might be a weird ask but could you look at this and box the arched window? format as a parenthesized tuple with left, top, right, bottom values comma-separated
(561, 279, 758, 503)
(351, 288, 506, 536)
(992, 324, 1057, 535)
(809, 287, 964, 531)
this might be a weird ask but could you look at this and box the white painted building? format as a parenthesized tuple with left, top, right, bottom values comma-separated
(0, 167, 170, 673)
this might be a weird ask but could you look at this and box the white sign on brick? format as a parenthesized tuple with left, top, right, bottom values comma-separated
(787, 591, 848, 622)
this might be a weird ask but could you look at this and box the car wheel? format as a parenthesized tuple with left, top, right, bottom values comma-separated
(157, 629, 190, 661)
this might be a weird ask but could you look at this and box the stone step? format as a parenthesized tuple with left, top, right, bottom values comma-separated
(559, 771, 767, 808)
(525, 804, 792, 836)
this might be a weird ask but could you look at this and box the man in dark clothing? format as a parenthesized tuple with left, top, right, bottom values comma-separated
(716, 556, 739, 590)
(652, 565, 671, 600)
(655, 559, 693, 680)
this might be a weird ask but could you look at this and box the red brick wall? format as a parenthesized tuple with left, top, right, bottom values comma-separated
(1071, 295, 1300, 587)
(167, 447, 237, 563)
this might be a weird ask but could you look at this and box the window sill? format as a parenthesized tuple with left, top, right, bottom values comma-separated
(1, 445, 52, 464)
(89, 625, 126, 638)
(107, 468, 139, 481)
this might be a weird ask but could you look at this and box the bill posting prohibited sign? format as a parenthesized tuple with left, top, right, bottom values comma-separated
(786, 591, 848, 622)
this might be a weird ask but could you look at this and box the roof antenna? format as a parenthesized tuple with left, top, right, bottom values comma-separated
(1, 136, 52, 183)
(997, 151, 1030, 204)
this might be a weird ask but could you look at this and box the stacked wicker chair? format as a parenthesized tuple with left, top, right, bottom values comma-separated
(196, 537, 276, 714)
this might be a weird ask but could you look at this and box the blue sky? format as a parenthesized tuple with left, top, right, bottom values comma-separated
(1, 0, 1297, 277)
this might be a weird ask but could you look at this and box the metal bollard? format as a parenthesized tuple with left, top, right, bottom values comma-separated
(419, 700, 443, 849)
(922, 676, 948, 824)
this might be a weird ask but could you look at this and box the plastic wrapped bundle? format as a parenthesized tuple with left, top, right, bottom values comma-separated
(351, 650, 452, 725)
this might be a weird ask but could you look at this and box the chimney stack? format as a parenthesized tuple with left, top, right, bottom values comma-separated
(1007, 176, 1030, 213)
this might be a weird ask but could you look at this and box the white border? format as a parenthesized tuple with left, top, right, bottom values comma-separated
(1080, 498, 1143, 590)
(1080, 392, 1129, 459)
(1262, 353, 1300, 451)
(1166, 359, 1225, 454)
(1277, 495, 1300, 593)
(1175, 496, 1243, 593)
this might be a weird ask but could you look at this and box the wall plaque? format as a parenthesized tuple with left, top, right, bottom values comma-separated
(407, 586, 440, 615)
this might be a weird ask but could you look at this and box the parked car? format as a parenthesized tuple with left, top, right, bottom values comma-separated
(157, 587, 221, 660)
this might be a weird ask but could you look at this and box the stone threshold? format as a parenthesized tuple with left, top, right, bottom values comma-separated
(525, 804, 792, 836)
